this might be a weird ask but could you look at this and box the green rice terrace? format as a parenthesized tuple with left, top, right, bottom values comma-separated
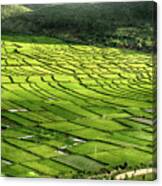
(1, 35, 156, 179)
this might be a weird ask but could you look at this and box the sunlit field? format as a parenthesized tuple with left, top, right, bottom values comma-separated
(1, 35, 156, 179)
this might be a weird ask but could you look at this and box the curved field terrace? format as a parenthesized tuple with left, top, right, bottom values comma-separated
(1, 35, 155, 179)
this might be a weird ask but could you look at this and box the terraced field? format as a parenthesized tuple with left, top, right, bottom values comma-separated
(1, 35, 156, 179)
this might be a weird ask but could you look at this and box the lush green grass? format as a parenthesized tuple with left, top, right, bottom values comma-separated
(1, 35, 155, 180)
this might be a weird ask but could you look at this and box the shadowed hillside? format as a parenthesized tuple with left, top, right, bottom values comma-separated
(1, 5, 31, 20)
(2, 2, 156, 51)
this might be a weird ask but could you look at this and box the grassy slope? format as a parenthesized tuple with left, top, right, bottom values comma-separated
(1, 35, 156, 180)
(1, 1, 156, 180)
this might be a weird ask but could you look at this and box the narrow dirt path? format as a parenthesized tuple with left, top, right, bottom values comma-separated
(115, 168, 156, 180)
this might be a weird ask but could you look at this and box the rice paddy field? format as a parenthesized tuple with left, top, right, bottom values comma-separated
(1, 35, 156, 180)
